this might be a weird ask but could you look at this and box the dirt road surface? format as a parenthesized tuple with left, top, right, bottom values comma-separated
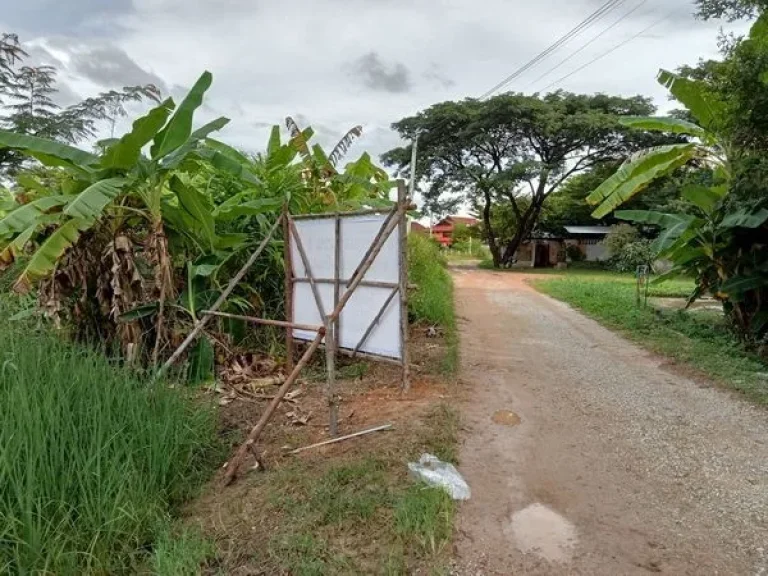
(453, 269, 768, 575)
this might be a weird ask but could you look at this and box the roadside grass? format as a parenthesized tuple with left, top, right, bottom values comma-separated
(223, 403, 460, 574)
(409, 234, 458, 375)
(534, 274, 768, 404)
(0, 298, 221, 574)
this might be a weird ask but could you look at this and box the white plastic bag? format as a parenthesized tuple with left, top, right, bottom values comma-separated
(407, 453, 471, 500)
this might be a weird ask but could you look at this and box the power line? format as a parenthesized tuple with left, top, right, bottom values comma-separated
(529, 0, 648, 89)
(541, 11, 677, 93)
(478, 0, 627, 100)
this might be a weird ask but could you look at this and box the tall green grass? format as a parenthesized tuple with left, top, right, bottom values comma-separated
(408, 235, 458, 374)
(408, 235, 455, 328)
(0, 313, 219, 574)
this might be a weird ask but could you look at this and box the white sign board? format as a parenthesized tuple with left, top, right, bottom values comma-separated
(291, 214, 402, 360)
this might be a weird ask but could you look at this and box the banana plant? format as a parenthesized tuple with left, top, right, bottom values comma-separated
(0, 71, 258, 292)
(586, 69, 729, 219)
(586, 62, 768, 339)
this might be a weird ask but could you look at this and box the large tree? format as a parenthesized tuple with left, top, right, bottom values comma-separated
(383, 91, 658, 267)
(695, 0, 767, 20)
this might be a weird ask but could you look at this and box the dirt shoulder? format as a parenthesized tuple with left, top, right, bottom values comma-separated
(453, 269, 768, 575)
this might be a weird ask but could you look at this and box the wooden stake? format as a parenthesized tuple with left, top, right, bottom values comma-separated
(398, 180, 410, 392)
(290, 219, 326, 319)
(223, 329, 325, 485)
(284, 206, 295, 373)
(199, 310, 322, 333)
(157, 215, 283, 379)
(333, 214, 341, 352)
(290, 423, 393, 454)
(325, 317, 338, 436)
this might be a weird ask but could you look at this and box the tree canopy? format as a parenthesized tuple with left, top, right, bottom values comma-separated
(383, 91, 660, 266)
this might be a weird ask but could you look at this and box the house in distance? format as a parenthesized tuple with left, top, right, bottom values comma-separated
(515, 226, 611, 267)
(411, 216, 480, 247)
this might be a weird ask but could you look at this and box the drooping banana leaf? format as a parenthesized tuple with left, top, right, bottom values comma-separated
(0, 131, 99, 168)
(170, 176, 216, 251)
(195, 145, 262, 186)
(614, 209, 692, 228)
(64, 177, 130, 221)
(13, 219, 88, 293)
(587, 143, 697, 219)
(213, 197, 283, 221)
(0, 195, 72, 236)
(151, 71, 213, 160)
(620, 116, 706, 137)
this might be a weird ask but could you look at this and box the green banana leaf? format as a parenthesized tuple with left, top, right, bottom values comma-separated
(160, 117, 231, 169)
(614, 209, 692, 228)
(102, 99, 175, 169)
(0, 131, 99, 168)
(587, 144, 697, 219)
(170, 176, 216, 251)
(620, 116, 706, 137)
(64, 178, 130, 221)
(213, 197, 283, 221)
(720, 274, 768, 300)
(151, 71, 213, 160)
(681, 184, 727, 215)
(0, 195, 72, 236)
(14, 219, 88, 293)
(267, 125, 281, 155)
(720, 208, 768, 228)
(657, 69, 725, 132)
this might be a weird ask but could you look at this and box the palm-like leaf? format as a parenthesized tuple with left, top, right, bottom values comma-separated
(587, 144, 697, 218)
(720, 208, 768, 228)
(329, 126, 363, 167)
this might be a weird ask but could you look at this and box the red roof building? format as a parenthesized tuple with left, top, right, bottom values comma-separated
(429, 216, 480, 247)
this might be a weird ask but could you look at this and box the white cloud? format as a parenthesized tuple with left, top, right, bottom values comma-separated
(2, 0, 752, 161)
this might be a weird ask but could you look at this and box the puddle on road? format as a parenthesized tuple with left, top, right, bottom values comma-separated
(509, 503, 577, 563)
(492, 410, 521, 426)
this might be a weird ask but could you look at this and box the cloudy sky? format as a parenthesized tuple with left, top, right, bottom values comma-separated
(1, 0, 750, 163)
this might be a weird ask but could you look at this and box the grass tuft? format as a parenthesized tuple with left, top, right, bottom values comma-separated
(0, 304, 220, 574)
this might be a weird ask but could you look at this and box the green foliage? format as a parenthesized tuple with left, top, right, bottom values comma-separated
(0, 317, 220, 573)
(408, 233, 454, 328)
(566, 244, 585, 262)
(535, 273, 768, 403)
(151, 526, 216, 576)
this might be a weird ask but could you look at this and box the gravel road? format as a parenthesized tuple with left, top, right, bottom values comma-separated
(452, 269, 768, 575)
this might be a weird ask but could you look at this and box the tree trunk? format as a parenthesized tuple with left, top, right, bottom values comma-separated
(500, 201, 544, 266)
(481, 186, 501, 267)
(151, 220, 174, 367)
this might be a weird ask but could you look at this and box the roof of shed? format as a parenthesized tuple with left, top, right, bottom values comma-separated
(563, 226, 611, 235)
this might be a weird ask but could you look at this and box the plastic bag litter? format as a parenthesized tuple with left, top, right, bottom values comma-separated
(407, 453, 471, 500)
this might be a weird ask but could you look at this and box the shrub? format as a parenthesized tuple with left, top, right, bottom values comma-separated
(565, 244, 585, 262)
(610, 239, 655, 273)
(604, 223, 640, 255)
(0, 318, 219, 573)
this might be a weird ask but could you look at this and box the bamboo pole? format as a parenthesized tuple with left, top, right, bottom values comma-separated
(333, 214, 341, 352)
(290, 423, 393, 454)
(325, 317, 338, 436)
(398, 181, 410, 392)
(157, 215, 283, 379)
(290, 219, 326, 319)
(284, 206, 295, 372)
(199, 310, 322, 333)
(352, 286, 399, 357)
(223, 329, 325, 485)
